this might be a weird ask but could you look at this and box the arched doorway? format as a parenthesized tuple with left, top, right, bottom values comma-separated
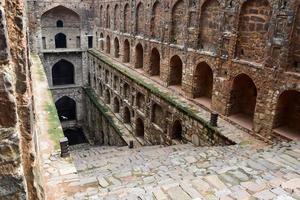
(106, 5, 111, 28)
(135, 43, 143, 69)
(236, 0, 271, 63)
(52, 59, 74, 86)
(124, 106, 131, 124)
(124, 3, 130, 33)
(106, 36, 111, 54)
(136, 2, 145, 35)
(56, 20, 63, 27)
(135, 118, 144, 138)
(123, 83, 130, 99)
(171, 120, 182, 140)
(100, 5, 103, 27)
(55, 33, 67, 48)
(55, 96, 76, 121)
(100, 33, 104, 50)
(198, 0, 220, 51)
(123, 39, 130, 63)
(273, 90, 300, 139)
(193, 62, 213, 107)
(105, 90, 111, 104)
(113, 97, 120, 113)
(114, 4, 120, 30)
(99, 83, 103, 96)
(114, 37, 120, 58)
(136, 92, 145, 109)
(150, 1, 162, 39)
(169, 55, 183, 86)
(171, 0, 186, 45)
(228, 74, 257, 128)
(152, 103, 163, 128)
(150, 48, 160, 76)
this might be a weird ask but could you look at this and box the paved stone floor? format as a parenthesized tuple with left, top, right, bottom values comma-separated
(44, 142, 300, 200)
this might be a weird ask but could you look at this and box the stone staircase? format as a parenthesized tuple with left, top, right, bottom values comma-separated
(65, 142, 300, 200)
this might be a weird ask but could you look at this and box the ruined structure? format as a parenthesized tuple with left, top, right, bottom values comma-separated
(0, 0, 300, 199)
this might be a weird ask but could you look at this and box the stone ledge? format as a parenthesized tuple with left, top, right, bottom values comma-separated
(88, 49, 237, 145)
(83, 87, 142, 147)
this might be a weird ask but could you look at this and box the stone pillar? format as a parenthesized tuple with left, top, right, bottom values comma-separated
(60, 137, 70, 157)
(210, 112, 219, 127)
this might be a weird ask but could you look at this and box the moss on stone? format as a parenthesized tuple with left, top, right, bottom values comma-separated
(84, 87, 124, 137)
(45, 102, 64, 150)
(88, 49, 216, 130)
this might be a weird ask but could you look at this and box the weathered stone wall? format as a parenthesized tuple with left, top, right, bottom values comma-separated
(88, 51, 234, 146)
(0, 0, 36, 199)
(94, 0, 300, 142)
(27, 1, 94, 137)
(83, 88, 127, 146)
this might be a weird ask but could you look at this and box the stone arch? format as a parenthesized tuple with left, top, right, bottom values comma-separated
(123, 39, 130, 63)
(114, 37, 120, 58)
(99, 83, 103, 96)
(104, 89, 111, 104)
(114, 4, 120, 30)
(52, 59, 74, 85)
(124, 3, 130, 33)
(113, 75, 119, 90)
(136, 2, 145, 35)
(150, 1, 162, 39)
(193, 62, 213, 99)
(171, 120, 182, 140)
(105, 69, 110, 83)
(228, 74, 257, 125)
(100, 33, 104, 50)
(198, 0, 220, 51)
(152, 103, 163, 128)
(100, 5, 103, 27)
(41, 5, 80, 28)
(123, 83, 130, 99)
(273, 90, 300, 137)
(106, 35, 111, 54)
(113, 97, 120, 113)
(55, 96, 76, 121)
(150, 48, 160, 76)
(123, 106, 131, 124)
(55, 33, 67, 48)
(135, 43, 144, 69)
(56, 20, 63, 27)
(169, 55, 183, 86)
(289, 5, 300, 72)
(106, 5, 111, 28)
(135, 118, 145, 137)
(171, 0, 186, 45)
(236, 0, 272, 63)
(136, 92, 145, 109)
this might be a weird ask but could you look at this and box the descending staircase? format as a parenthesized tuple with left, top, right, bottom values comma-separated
(66, 142, 300, 200)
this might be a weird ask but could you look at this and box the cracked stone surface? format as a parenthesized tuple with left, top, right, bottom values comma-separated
(43, 142, 300, 200)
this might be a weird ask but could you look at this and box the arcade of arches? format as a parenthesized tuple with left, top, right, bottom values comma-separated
(3, 0, 299, 199)
(33, 0, 300, 151)
(87, 0, 300, 142)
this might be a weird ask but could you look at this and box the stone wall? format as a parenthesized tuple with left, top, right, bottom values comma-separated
(27, 1, 94, 136)
(83, 88, 127, 146)
(93, 0, 300, 141)
(0, 0, 36, 199)
(87, 51, 234, 146)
